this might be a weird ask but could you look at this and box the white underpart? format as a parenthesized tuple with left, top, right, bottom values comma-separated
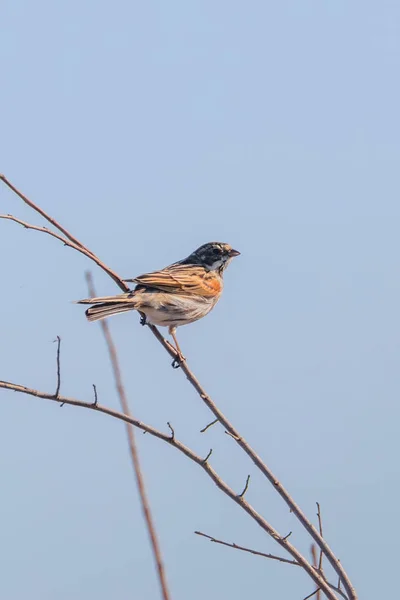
(143, 294, 219, 328)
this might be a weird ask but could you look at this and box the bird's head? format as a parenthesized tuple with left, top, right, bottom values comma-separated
(184, 242, 240, 273)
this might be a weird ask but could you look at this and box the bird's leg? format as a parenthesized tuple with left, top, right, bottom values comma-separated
(139, 311, 147, 326)
(169, 326, 186, 368)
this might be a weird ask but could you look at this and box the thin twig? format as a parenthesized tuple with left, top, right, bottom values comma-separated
(167, 422, 175, 440)
(195, 530, 348, 600)
(238, 475, 250, 499)
(54, 336, 61, 398)
(92, 384, 98, 406)
(316, 502, 324, 572)
(202, 449, 213, 464)
(0, 175, 357, 600)
(200, 418, 219, 433)
(86, 272, 171, 600)
(0, 213, 129, 293)
(303, 589, 319, 600)
(0, 175, 92, 250)
(194, 531, 299, 566)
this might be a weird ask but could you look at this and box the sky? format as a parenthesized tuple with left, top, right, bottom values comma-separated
(1, 1, 399, 598)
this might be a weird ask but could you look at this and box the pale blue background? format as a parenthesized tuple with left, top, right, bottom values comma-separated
(1, 1, 399, 598)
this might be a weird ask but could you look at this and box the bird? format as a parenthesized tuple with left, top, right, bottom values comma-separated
(78, 242, 240, 364)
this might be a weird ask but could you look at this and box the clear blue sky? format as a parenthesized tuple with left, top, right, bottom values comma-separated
(1, 1, 399, 598)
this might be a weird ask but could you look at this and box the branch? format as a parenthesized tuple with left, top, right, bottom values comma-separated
(1, 175, 357, 600)
(0, 174, 92, 250)
(0, 373, 339, 600)
(195, 531, 349, 600)
(171, 360, 356, 599)
(194, 531, 300, 566)
(0, 214, 129, 293)
(86, 272, 171, 600)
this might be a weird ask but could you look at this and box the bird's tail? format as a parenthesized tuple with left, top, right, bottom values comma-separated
(77, 294, 138, 322)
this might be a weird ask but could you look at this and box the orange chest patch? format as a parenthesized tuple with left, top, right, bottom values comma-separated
(202, 273, 223, 296)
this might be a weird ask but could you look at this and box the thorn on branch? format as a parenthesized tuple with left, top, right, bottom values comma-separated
(225, 430, 240, 441)
(202, 448, 213, 464)
(167, 422, 175, 440)
(200, 418, 219, 433)
(53, 335, 61, 398)
(303, 589, 320, 600)
(237, 475, 250, 499)
(92, 384, 98, 407)
(282, 531, 292, 541)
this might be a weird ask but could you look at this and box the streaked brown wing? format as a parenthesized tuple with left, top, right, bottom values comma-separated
(132, 264, 222, 297)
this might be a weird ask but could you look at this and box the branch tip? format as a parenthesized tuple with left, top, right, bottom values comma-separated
(238, 474, 250, 498)
(167, 422, 175, 440)
(92, 384, 98, 407)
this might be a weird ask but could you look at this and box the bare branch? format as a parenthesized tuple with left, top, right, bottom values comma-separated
(303, 589, 319, 600)
(0, 175, 357, 600)
(86, 272, 171, 600)
(0, 214, 129, 293)
(0, 174, 92, 250)
(194, 531, 300, 566)
(172, 357, 356, 599)
(0, 375, 339, 600)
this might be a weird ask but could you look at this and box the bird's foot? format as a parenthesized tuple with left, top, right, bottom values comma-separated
(139, 313, 147, 326)
(171, 352, 186, 369)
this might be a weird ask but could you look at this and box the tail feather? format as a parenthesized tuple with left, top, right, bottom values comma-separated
(84, 302, 136, 322)
(77, 293, 137, 322)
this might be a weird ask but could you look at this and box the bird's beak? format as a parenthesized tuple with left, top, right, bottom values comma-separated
(229, 248, 240, 257)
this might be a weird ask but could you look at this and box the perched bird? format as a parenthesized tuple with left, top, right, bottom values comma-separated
(78, 241, 240, 363)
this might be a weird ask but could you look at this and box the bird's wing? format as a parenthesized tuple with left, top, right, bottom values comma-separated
(130, 264, 222, 297)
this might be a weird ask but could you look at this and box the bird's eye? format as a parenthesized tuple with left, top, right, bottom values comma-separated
(212, 247, 220, 255)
